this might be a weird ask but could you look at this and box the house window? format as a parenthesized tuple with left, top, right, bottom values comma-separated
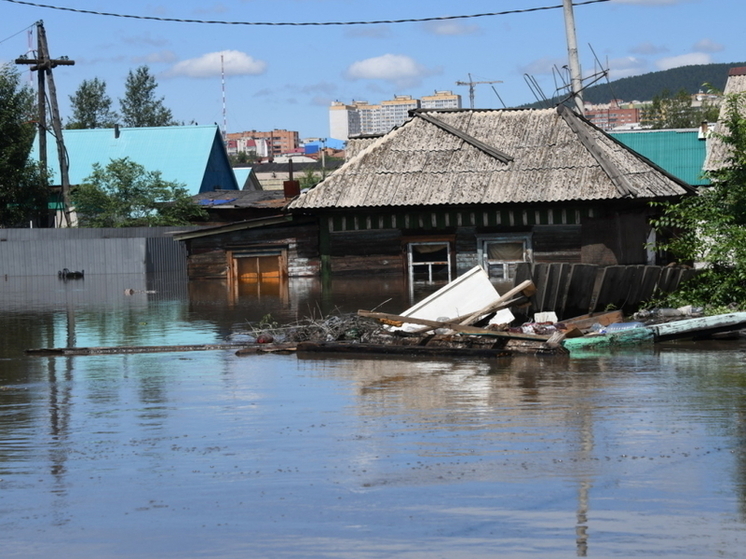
(477, 234, 532, 281)
(407, 242, 452, 284)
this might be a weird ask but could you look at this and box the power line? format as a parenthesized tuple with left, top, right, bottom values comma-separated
(0, 21, 35, 45)
(1, 0, 611, 27)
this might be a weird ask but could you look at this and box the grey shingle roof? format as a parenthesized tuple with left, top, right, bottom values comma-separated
(704, 67, 746, 172)
(290, 106, 692, 211)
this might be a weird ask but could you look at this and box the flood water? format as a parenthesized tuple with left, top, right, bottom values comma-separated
(1, 273, 746, 558)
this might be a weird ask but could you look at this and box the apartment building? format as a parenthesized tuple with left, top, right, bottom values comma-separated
(226, 129, 300, 158)
(584, 100, 642, 131)
(330, 91, 462, 140)
(421, 90, 463, 110)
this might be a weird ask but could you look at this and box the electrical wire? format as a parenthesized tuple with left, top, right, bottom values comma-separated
(1, 0, 611, 27)
(0, 21, 35, 45)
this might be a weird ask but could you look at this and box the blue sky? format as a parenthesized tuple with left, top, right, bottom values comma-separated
(1, 0, 744, 141)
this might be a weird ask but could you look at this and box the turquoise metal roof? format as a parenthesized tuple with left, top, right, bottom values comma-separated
(610, 129, 709, 186)
(233, 167, 252, 189)
(31, 125, 238, 195)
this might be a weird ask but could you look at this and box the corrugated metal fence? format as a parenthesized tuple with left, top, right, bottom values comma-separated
(0, 227, 203, 277)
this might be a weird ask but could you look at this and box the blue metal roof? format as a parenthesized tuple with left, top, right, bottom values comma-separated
(610, 129, 709, 186)
(32, 125, 238, 195)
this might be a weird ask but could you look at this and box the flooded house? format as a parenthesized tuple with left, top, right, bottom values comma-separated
(32, 124, 238, 227)
(288, 106, 695, 288)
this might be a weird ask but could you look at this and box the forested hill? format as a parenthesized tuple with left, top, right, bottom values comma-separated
(518, 62, 746, 108)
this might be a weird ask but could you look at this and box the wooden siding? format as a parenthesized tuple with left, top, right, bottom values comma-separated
(325, 206, 597, 233)
(533, 225, 582, 263)
(183, 223, 320, 280)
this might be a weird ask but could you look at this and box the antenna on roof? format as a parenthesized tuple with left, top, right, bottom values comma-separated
(524, 74, 552, 108)
(491, 86, 507, 109)
(221, 53, 227, 140)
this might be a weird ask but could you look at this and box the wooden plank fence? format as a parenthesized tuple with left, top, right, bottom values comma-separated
(515, 263, 699, 319)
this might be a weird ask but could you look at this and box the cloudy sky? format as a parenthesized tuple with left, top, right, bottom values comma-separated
(1, 0, 743, 140)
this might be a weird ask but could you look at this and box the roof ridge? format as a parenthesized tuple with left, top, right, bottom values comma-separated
(414, 112, 514, 164)
(557, 104, 636, 198)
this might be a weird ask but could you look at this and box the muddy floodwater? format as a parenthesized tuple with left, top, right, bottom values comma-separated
(2, 273, 746, 558)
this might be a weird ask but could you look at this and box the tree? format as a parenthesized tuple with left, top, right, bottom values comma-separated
(71, 157, 207, 227)
(650, 92, 746, 308)
(228, 151, 258, 166)
(0, 64, 49, 227)
(642, 88, 720, 129)
(119, 66, 176, 127)
(67, 77, 118, 129)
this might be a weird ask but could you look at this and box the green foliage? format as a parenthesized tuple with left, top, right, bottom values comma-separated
(651, 92, 746, 308)
(641, 88, 719, 129)
(299, 167, 321, 190)
(119, 66, 176, 127)
(67, 78, 118, 129)
(71, 157, 207, 227)
(228, 151, 258, 166)
(0, 64, 49, 227)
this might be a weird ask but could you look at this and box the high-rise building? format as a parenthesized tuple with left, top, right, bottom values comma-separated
(421, 90, 462, 110)
(225, 129, 300, 158)
(329, 91, 462, 140)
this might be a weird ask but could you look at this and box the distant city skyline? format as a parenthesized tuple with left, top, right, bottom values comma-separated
(2, 1, 742, 139)
(330, 91, 461, 139)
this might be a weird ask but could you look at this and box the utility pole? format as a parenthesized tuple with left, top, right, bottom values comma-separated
(16, 21, 75, 227)
(456, 73, 502, 109)
(562, 0, 584, 115)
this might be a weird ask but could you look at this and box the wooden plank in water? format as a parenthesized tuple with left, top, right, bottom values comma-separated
(358, 309, 549, 341)
(26, 342, 251, 356)
(296, 341, 511, 359)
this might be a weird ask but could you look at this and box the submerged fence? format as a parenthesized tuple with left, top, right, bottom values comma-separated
(0, 227, 202, 277)
(515, 262, 699, 319)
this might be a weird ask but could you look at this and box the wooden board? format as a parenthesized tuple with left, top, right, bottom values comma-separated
(296, 341, 511, 359)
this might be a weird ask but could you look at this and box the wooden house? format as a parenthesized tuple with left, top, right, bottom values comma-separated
(288, 106, 694, 286)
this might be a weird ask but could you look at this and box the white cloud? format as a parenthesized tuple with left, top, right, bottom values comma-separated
(656, 52, 712, 71)
(693, 38, 724, 53)
(133, 50, 178, 65)
(164, 50, 266, 78)
(608, 56, 648, 79)
(630, 42, 668, 56)
(422, 21, 480, 36)
(519, 57, 566, 76)
(345, 54, 436, 87)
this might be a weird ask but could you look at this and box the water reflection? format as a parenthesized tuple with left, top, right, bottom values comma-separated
(1, 273, 746, 558)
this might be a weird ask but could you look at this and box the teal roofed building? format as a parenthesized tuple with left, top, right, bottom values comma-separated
(31, 124, 239, 195)
(610, 129, 709, 186)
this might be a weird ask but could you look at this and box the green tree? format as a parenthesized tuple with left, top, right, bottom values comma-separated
(119, 66, 176, 127)
(228, 151, 258, 166)
(299, 167, 321, 190)
(0, 64, 49, 227)
(651, 92, 746, 307)
(642, 88, 720, 129)
(67, 77, 118, 129)
(71, 157, 207, 227)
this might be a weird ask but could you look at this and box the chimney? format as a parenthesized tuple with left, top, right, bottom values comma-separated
(283, 158, 300, 199)
(114, 124, 120, 139)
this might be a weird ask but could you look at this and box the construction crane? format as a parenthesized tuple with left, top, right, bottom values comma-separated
(456, 73, 502, 109)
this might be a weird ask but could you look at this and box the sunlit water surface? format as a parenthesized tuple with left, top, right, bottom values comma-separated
(1, 274, 745, 558)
